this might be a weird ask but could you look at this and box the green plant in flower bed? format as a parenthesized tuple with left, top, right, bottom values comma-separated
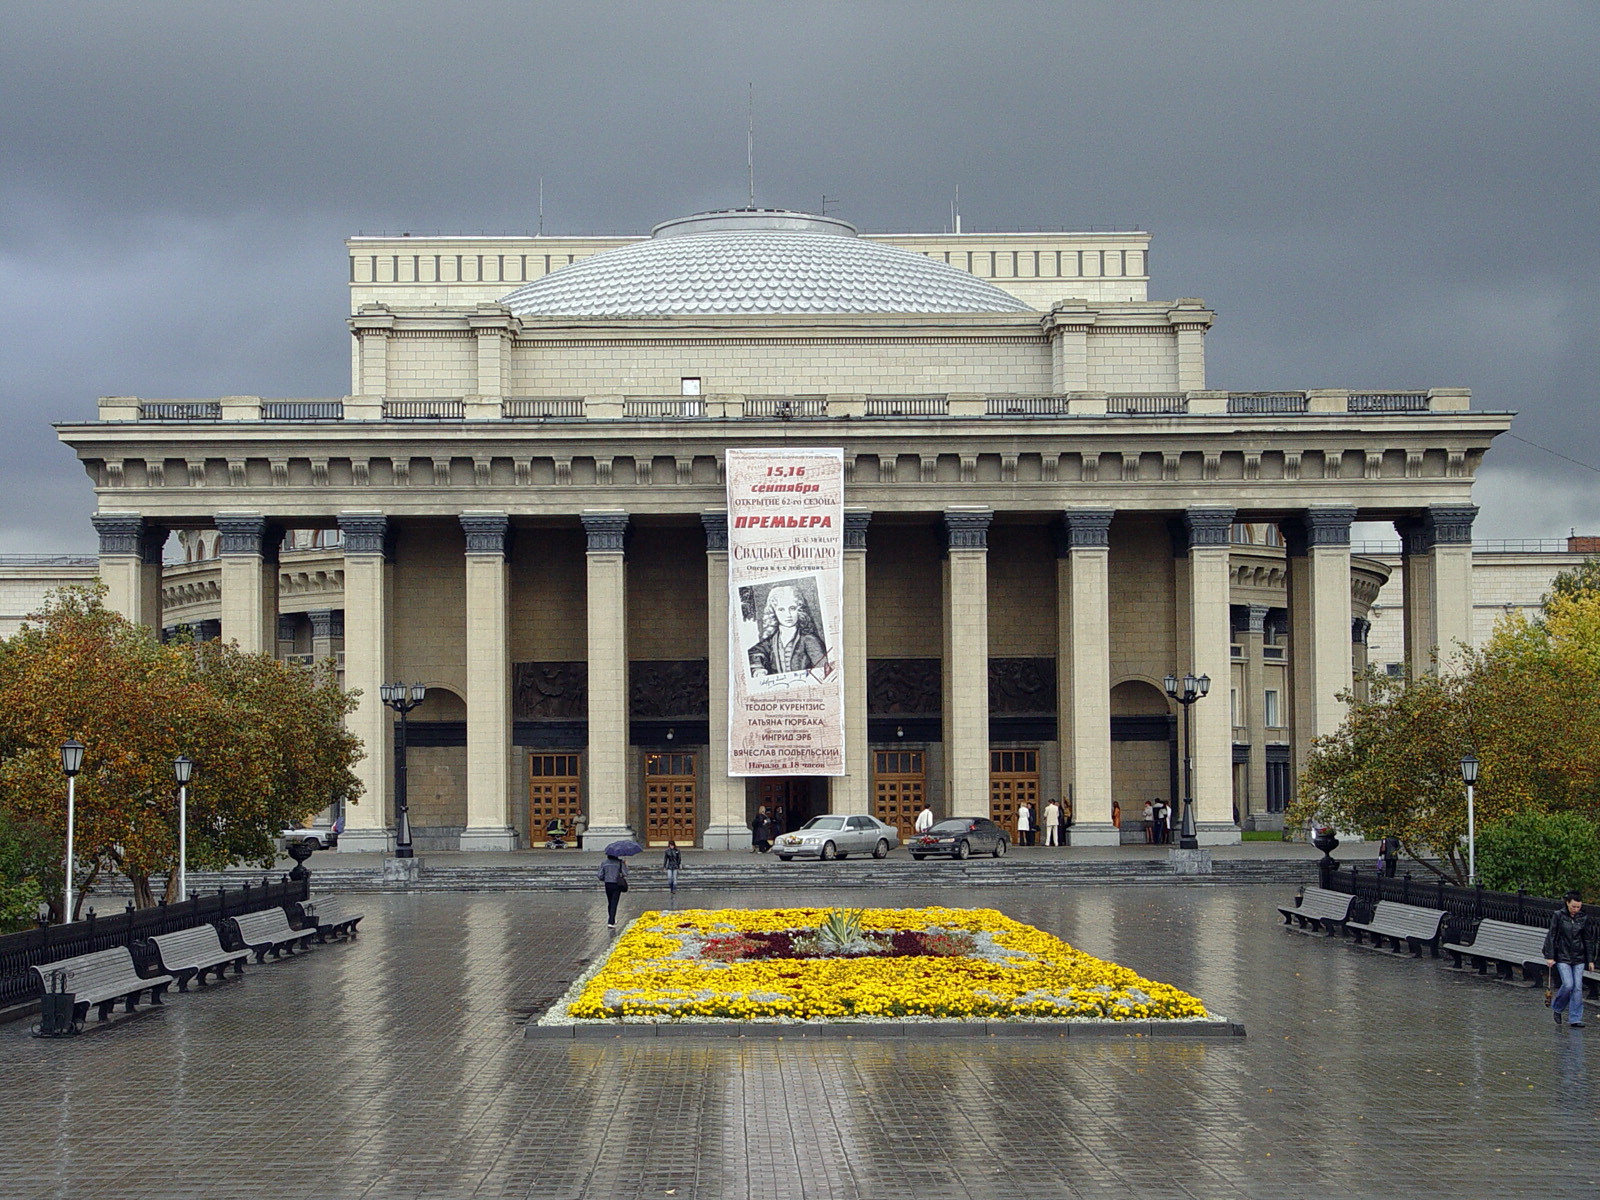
(700, 926, 977, 961)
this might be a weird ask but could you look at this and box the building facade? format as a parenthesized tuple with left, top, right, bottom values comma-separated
(57, 209, 1511, 850)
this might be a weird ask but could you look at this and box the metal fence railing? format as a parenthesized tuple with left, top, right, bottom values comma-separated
(0, 876, 307, 1013)
(1319, 863, 1564, 936)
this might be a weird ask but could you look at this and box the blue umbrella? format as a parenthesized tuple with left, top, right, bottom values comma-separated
(604, 839, 644, 857)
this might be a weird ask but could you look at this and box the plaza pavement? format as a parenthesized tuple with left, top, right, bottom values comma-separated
(3, 881, 1596, 1200)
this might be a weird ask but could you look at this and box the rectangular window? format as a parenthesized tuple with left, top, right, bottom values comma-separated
(1264, 689, 1281, 728)
(1231, 688, 1240, 728)
(1266, 760, 1292, 813)
(680, 377, 702, 396)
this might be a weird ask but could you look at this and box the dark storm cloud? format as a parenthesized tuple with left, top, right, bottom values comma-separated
(2, 1, 1596, 549)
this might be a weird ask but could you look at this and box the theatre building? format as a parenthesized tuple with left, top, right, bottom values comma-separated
(56, 208, 1510, 851)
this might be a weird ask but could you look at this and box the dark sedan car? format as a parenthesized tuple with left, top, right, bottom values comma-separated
(908, 817, 1008, 860)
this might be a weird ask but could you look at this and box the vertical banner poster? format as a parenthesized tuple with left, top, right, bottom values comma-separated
(725, 447, 846, 776)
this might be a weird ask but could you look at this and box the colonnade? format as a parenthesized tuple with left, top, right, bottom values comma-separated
(91, 503, 1476, 850)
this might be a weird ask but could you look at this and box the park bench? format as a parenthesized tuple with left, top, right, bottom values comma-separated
(1277, 887, 1357, 935)
(228, 907, 319, 962)
(300, 895, 364, 942)
(145, 924, 252, 991)
(31, 946, 175, 1024)
(1441, 919, 1549, 984)
(1345, 901, 1449, 957)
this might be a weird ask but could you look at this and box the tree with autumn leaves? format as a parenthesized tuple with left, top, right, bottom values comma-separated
(0, 585, 362, 918)
(1293, 564, 1600, 890)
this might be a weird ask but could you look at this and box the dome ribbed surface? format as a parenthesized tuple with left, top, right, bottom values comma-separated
(499, 230, 1033, 316)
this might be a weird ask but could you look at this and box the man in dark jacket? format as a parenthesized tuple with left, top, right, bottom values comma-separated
(1543, 891, 1597, 1028)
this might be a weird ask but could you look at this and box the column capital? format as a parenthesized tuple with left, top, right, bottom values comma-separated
(460, 512, 510, 557)
(1246, 603, 1270, 634)
(701, 510, 728, 552)
(943, 507, 993, 550)
(582, 511, 629, 553)
(1054, 509, 1113, 555)
(338, 512, 391, 558)
(92, 513, 145, 557)
(307, 609, 340, 640)
(844, 509, 872, 551)
(1283, 506, 1356, 555)
(1426, 504, 1477, 546)
(1172, 507, 1235, 556)
(215, 513, 280, 563)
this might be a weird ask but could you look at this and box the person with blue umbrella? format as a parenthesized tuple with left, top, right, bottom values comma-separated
(597, 839, 642, 929)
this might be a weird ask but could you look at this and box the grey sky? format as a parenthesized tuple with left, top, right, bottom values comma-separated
(3, 1, 1596, 551)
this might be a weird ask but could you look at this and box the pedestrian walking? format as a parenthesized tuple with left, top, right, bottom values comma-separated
(1142, 800, 1155, 844)
(1043, 798, 1062, 846)
(914, 803, 935, 835)
(663, 840, 682, 895)
(1544, 891, 1597, 1028)
(597, 853, 629, 929)
(1379, 834, 1399, 878)
(1017, 802, 1034, 847)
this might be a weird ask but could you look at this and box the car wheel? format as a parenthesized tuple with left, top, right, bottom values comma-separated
(305, 838, 322, 852)
(777, 855, 792, 862)
(955, 840, 970, 860)
(873, 839, 890, 859)
(992, 837, 1007, 858)
(820, 841, 837, 861)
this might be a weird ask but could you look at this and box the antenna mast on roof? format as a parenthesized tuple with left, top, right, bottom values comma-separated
(746, 83, 756, 208)
(952, 184, 962, 234)
(537, 177, 544, 237)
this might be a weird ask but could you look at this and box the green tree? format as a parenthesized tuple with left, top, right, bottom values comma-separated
(0, 585, 363, 914)
(1477, 810, 1600, 900)
(0, 809, 54, 932)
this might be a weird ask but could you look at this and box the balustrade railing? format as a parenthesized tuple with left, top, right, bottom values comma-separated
(139, 402, 222, 420)
(1108, 393, 1188, 415)
(986, 395, 1069, 416)
(502, 397, 585, 419)
(742, 396, 827, 419)
(0, 876, 307, 1013)
(383, 399, 464, 420)
(261, 401, 344, 420)
(624, 397, 704, 418)
(865, 395, 948, 417)
(1227, 392, 1308, 414)
(1348, 392, 1429, 412)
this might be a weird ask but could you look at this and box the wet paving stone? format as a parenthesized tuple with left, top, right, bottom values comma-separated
(1, 884, 1596, 1199)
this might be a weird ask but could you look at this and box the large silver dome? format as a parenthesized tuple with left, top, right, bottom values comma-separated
(499, 209, 1033, 316)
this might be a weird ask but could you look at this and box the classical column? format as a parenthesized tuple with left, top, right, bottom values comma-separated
(700, 512, 745, 849)
(337, 513, 392, 852)
(1398, 506, 1476, 674)
(1055, 509, 1115, 845)
(460, 513, 516, 850)
(942, 508, 992, 818)
(1178, 508, 1237, 843)
(1282, 507, 1355, 778)
(92, 513, 166, 629)
(215, 513, 280, 656)
(1352, 617, 1372, 700)
(583, 512, 633, 841)
(1241, 604, 1270, 827)
(307, 609, 341, 661)
(830, 510, 872, 815)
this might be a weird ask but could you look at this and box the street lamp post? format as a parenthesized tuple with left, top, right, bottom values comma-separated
(379, 682, 427, 859)
(1163, 672, 1210, 851)
(173, 755, 193, 902)
(60, 740, 84, 922)
(1459, 753, 1480, 884)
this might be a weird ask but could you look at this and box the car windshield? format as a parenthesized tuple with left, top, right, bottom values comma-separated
(800, 817, 846, 830)
(927, 820, 976, 834)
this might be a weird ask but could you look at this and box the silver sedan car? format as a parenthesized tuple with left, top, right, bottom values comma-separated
(775, 815, 900, 861)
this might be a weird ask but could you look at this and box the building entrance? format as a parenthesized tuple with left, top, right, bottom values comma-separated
(644, 752, 698, 846)
(873, 750, 925, 837)
(990, 749, 1040, 837)
(528, 753, 583, 843)
(756, 778, 819, 836)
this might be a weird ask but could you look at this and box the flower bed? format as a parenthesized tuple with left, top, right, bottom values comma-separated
(545, 906, 1210, 1024)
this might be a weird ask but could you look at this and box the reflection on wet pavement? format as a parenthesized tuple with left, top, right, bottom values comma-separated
(2, 885, 1594, 1199)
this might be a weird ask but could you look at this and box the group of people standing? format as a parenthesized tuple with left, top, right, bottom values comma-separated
(1141, 799, 1172, 845)
(1013, 799, 1070, 846)
(749, 804, 786, 852)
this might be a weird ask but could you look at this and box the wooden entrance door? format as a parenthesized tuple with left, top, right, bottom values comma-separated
(644, 752, 698, 845)
(873, 750, 925, 838)
(756, 779, 813, 836)
(990, 749, 1039, 834)
(528, 753, 583, 838)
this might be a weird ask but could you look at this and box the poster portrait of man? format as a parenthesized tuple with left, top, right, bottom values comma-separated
(739, 576, 829, 679)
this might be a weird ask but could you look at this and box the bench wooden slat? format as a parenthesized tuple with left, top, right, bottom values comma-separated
(229, 908, 319, 962)
(31, 947, 175, 1023)
(1346, 901, 1448, 957)
(1277, 887, 1356, 933)
(147, 925, 252, 990)
(301, 896, 364, 942)
(1441, 919, 1549, 983)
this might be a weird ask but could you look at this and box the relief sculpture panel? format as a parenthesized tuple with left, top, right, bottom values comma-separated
(513, 662, 587, 720)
